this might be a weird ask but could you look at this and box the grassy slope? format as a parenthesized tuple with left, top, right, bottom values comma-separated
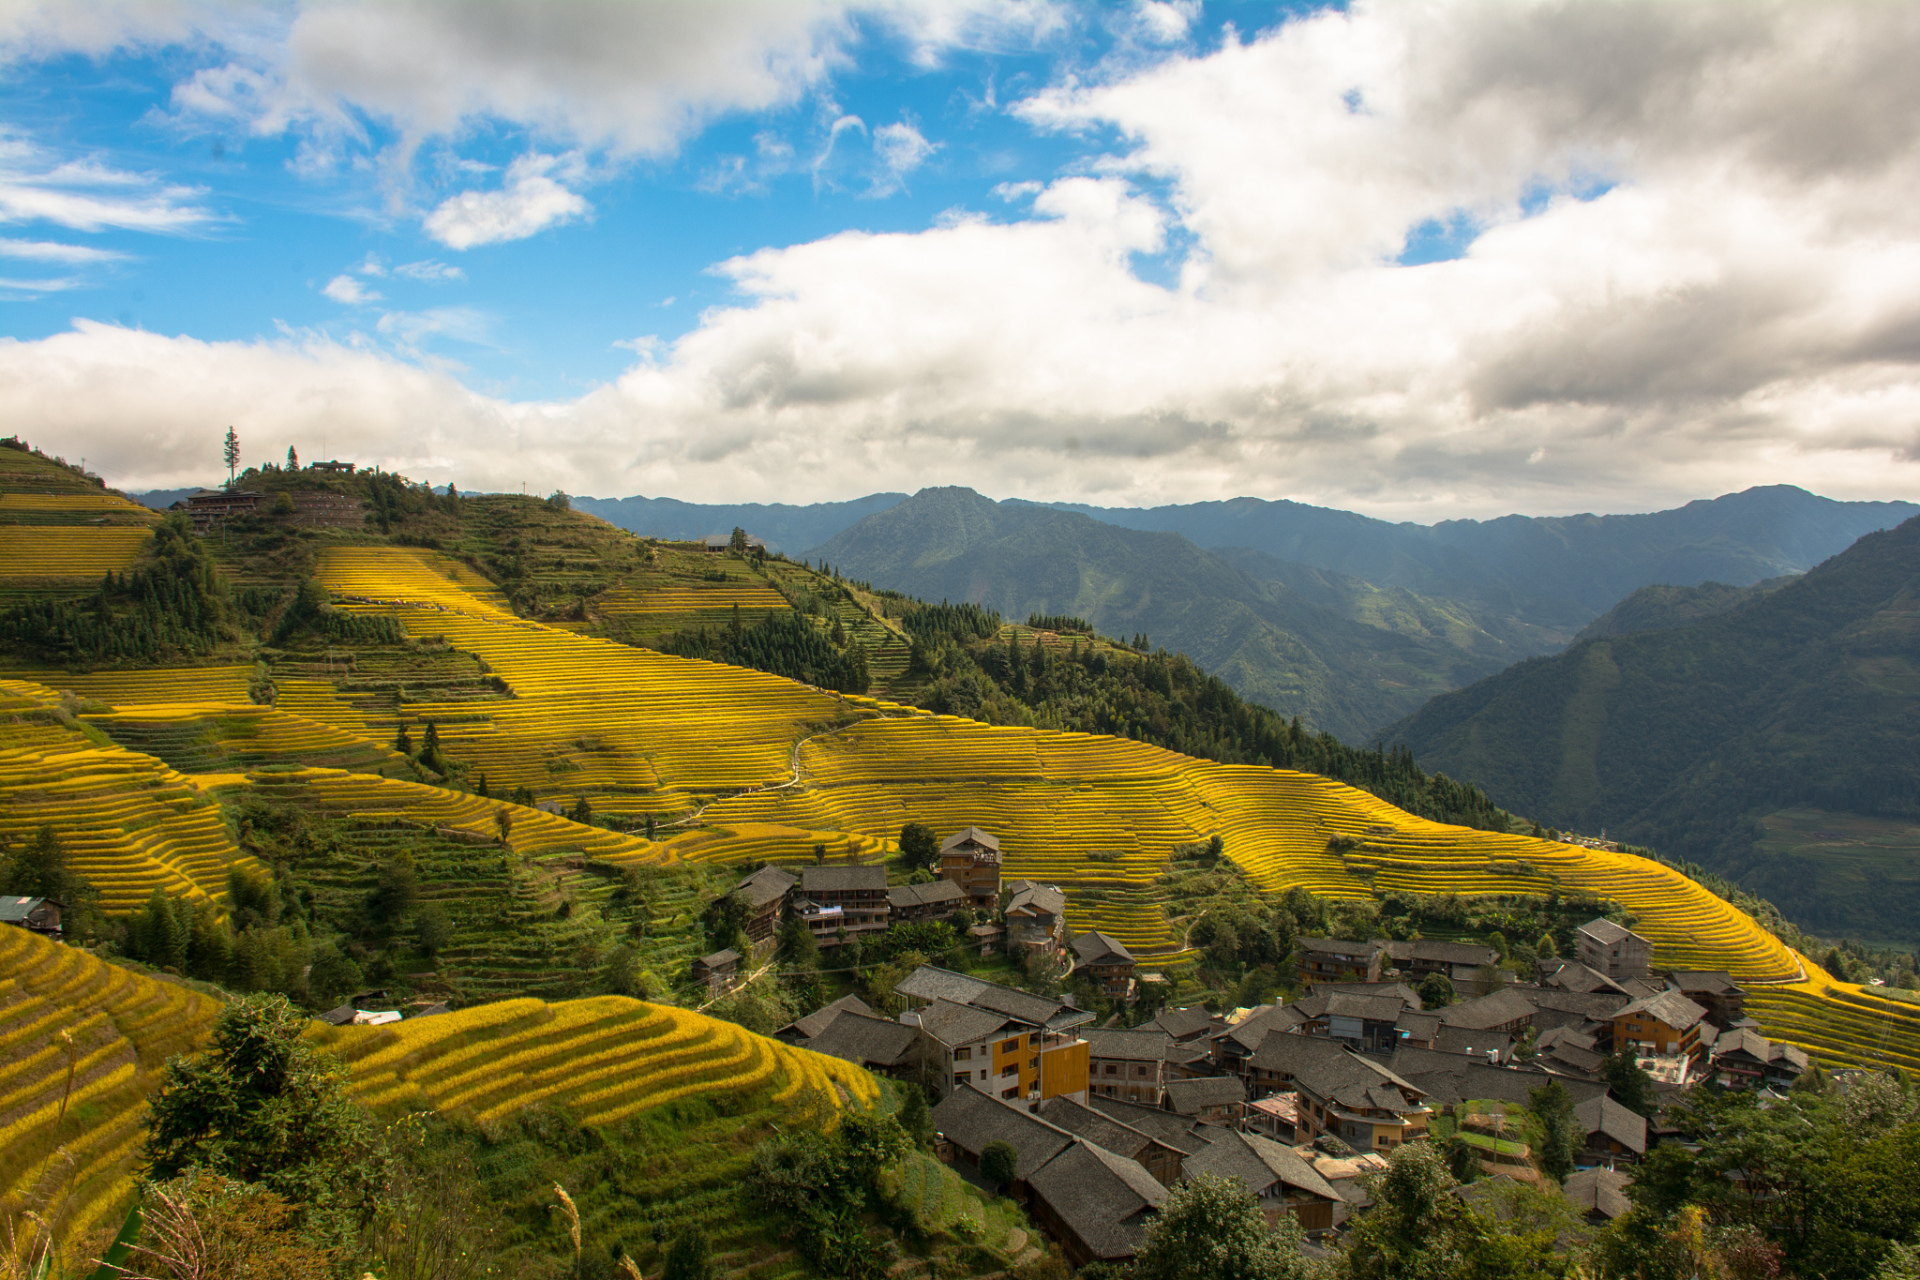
(1390, 517, 1920, 942)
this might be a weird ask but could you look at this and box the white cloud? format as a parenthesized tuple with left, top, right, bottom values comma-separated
(869, 120, 937, 196)
(0, 273, 80, 294)
(423, 153, 589, 249)
(321, 273, 379, 304)
(392, 259, 464, 282)
(5, 2, 1920, 518)
(0, 137, 217, 233)
(0, 237, 127, 263)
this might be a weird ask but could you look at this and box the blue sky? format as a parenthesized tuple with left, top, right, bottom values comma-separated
(3, 4, 1278, 401)
(3, 2, 1918, 517)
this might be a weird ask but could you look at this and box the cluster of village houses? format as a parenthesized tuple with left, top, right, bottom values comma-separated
(693, 827, 1142, 1000)
(685, 831, 1814, 1267)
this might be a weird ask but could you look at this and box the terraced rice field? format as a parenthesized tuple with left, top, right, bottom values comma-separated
(84, 703, 405, 775)
(1746, 960, 1920, 1074)
(315, 546, 847, 805)
(0, 927, 223, 1265)
(246, 767, 670, 865)
(0, 492, 156, 520)
(0, 526, 153, 580)
(13, 665, 255, 706)
(311, 994, 880, 1125)
(0, 681, 259, 912)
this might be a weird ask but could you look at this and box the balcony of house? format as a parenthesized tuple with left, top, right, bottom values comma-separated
(797, 902, 889, 945)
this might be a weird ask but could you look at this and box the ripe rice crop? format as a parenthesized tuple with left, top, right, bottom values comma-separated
(0, 526, 151, 579)
(248, 767, 671, 865)
(0, 927, 223, 1266)
(0, 682, 260, 912)
(312, 994, 880, 1125)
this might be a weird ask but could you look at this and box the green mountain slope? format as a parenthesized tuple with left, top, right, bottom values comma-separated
(809, 487, 1520, 741)
(1572, 577, 1795, 642)
(1388, 517, 1920, 941)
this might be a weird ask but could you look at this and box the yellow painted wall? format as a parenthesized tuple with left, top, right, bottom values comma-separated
(1040, 1039, 1090, 1100)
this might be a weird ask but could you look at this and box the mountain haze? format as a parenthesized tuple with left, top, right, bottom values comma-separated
(1389, 517, 1920, 941)
(574, 491, 907, 552)
(1051, 485, 1919, 632)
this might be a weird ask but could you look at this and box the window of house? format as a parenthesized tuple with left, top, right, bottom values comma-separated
(1001, 1039, 1020, 1055)
(1105, 1064, 1119, 1075)
(1002, 1087, 1020, 1101)
(954, 1074, 969, 1086)
(955, 1047, 972, 1060)
(1028, 1034, 1042, 1048)
(1029, 1058, 1039, 1070)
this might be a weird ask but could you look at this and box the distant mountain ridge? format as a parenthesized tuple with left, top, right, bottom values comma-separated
(1387, 516, 1920, 941)
(1046, 485, 1919, 629)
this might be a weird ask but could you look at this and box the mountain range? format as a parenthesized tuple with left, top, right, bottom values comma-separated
(1388, 516, 1920, 943)
(806, 485, 1916, 743)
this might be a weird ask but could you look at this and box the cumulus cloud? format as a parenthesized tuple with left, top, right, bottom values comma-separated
(423, 153, 589, 249)
(6, 2, 1920, 517)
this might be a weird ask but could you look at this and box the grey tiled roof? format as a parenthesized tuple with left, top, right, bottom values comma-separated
(1438, 988, 1538, 1030)
(1578, 918, 1642, 945)
(1073, 931, 1136, 965)
(736, 865, 798, 910)
(930, 1084, 1071, 1178)
(1006, 881, 1066, 917)
(805, 1011, 921, 1068)
(1088, 1095, 1215, 1154)
(1183, 1129, 1339, 1202)
(918, 998, 1021, 1049)
(1084, 1028, 1173, 1063)
(941, 826, 1002, 852)
(1163, 1075, 1246, 1112)
(783, 993, 875, 1041)
(1574, 1094, 1648, 1153)
(1616, 990, 1708, 1032)
(1036, 1096, 1166, 1163)
(1150, 1007, 1213, 1040)
(1563, 1168, 1633, 1220)
(799, 865, 887, 893)
(1026, 1139, 1165, 1261)
(1324, 992, 1411, 1022)
(1247, 1029, 1353, 1077)
(888, 880, 965, 909)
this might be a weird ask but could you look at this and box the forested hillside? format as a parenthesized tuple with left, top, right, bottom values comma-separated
(1390, 517, 1920, 942)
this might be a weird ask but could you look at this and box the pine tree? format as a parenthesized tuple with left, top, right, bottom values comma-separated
(223, 426, 240, 489)
(286, 445, 298, 470)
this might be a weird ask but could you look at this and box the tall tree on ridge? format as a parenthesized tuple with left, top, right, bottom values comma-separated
(224, 426, 240, 489)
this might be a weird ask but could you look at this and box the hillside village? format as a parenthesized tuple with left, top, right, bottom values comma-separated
(658, 828, 1819, 1265)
